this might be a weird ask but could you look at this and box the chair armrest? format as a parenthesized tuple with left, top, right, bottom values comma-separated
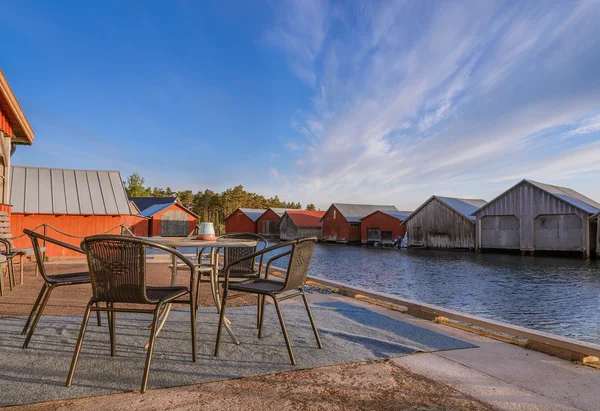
(23, 229, 84, 254)
(264, 250, 292, 280)
(222, 240, 295, 287)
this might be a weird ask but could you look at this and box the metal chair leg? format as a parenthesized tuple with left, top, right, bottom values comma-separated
(96, 303, 102, 326)
(272, 296, 296, 365)
(258, 294, 266, 338)
(108, 303, 116, 357)
(0, 263, 3, 296)
(22, 284, 55, 349)
(22, 283, 48, 335)
(141, 304, 161, 393)
(256, 295, 261, 329)
(7, 258, 13, 291)
(190, 299, 197, 362)
(214, 289, 228, 357)
(66, 300, 93, 387)
(301, 290, 323, 349)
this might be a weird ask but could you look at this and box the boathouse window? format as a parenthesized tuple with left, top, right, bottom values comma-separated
(350, 222, 360, 227)
(333, 210, 336, 219)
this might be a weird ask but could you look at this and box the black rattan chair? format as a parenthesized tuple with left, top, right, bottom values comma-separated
(21, 229, 103, 349)
(66, 235, 197, 393)
(214, 237, 322, 365)
(195, 233, 268, 322)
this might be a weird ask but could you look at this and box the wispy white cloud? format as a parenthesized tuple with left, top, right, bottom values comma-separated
(266, 1, 600, 209)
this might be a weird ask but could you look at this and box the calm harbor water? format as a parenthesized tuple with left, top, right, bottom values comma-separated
(306, 244, 600, 344)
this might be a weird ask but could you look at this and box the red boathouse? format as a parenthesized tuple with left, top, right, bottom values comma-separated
(360, 210, 412, 245)
(321, 203, 400, 243)
(225, 208, 265, 234)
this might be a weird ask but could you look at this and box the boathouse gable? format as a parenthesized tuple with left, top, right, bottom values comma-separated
(225, 208, 265, 234)
(256, 208, 291, 237)
(403, 196, 487, 250)
(321, 203, 399, 243)
(360, 210, 411, 245)
(473, 180, 600, 257)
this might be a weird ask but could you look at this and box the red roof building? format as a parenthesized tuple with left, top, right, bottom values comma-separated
(278, 210, 325, 240)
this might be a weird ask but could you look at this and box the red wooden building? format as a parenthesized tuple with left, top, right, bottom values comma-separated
(321, 203, 400, 243)
(256, 208, 291, 237)
(225, 208, 265, 233)
(360, 210, 412, 245)
(10, 166, 148, 257)
(0, 69, 35, 217)
(131, 197, 197, 237)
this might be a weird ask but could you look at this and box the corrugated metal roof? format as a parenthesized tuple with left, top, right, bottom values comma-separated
(404, 196, 486, 224)
(283, 210, 325, 227)
(236, 208, 266, 222)
(138, 202, 173, 217)
(327, 203, 400, 222)
(527, 180, 600, 215)
(436, 197, 487, 221)
(10, 166, 131, 215)
(362, 210, 413, 221)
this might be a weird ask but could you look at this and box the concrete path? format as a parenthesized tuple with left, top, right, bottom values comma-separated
(306, 291, 600, 411)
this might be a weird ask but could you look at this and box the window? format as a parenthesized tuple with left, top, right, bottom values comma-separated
(333, 210, 336, 219)
(350, 222, 360, 227)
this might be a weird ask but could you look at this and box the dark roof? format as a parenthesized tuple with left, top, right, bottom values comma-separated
(130, 197, 176, 213)
(325, 203, 399, 222)
(10, 166, 131, 215)
(130, 197, 198, 218)
(361, 210, 413, 221)
(404, 196, 487, 224)
(473, 179, 600, 216)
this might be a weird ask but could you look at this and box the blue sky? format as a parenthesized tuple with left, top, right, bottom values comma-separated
(3, 1, 600, 210)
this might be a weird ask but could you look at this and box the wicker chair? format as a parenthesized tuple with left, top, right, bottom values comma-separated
(195, 233, 268, 323)
(214, 237, 322, 365)
(66, 235, 197, 394)
(21, 229, 103, 349)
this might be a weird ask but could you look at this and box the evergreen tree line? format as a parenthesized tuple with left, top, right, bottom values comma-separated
(125, 173, 316, 233)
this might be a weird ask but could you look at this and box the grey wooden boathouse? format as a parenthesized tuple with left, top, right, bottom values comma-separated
(473, 180, 600, 258)
(403, 196, 487, 250)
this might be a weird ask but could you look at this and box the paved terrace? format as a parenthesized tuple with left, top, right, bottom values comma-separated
(1, 263, 599, 410)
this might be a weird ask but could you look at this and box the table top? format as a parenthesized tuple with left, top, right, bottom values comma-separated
(141, 237, 257, 248)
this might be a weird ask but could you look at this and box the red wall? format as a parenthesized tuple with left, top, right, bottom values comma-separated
(0, 109, 13, 137)
(322, 205, 361, 242)
(360, 212, 406, 243)
(148, 203, 197, 236)
(10, 213, 148, 258)
(256, 209, 280, 234)
(225, 209, 256, 233)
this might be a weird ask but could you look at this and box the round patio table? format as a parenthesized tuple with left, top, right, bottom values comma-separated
(143, 237, 257, 345)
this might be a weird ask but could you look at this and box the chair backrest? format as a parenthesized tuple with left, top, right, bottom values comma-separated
(24, 229, 84, 284)
(82, 235, 194, 304)
(218, 233, 268, 276)
(283, 237, 317, 291)
(0, 212, 12, 245)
